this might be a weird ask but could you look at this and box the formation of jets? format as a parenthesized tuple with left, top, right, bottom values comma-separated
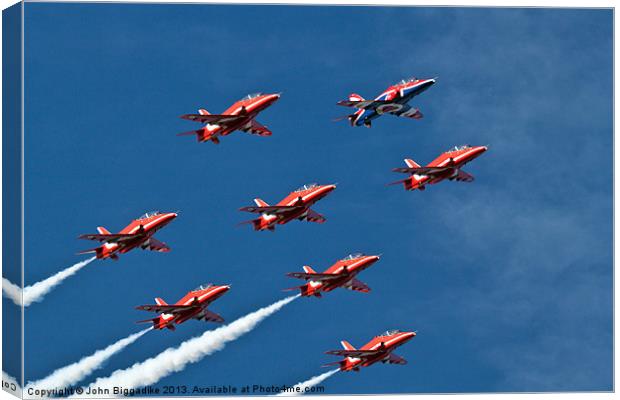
(76, 76, 488, 376)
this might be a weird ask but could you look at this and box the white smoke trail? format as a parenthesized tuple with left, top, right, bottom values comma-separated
(27, 328, 151, 392)
(79, 295, 299, 394)
(2, 279, 22, 305)
(2, 371, 22, 397)
(276, 369, 339, 396)
(2, 257, 96, 307)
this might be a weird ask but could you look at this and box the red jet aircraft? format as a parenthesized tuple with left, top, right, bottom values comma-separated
(239, 183, 336, 231)
(389, 145, 488, 191)
(285, 253, 380, 297)
(78, 211, 177, 261)
(178, 92, 280, 144)
(136, 283, 230, 331)
(324, 330, 416, 372)
(336, 77, 436, 128)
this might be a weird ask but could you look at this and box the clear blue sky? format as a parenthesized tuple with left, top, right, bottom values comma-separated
(14, 4, 613, 394)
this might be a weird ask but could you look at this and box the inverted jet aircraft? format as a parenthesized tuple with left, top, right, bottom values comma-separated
(136, 283, 230, 330)
(178, 92, 280, 144)
(78, 211, 177, 260)
(324, 330, 416, 372)
(389, 145, 488, 191)
(285, 253, 380, 297)
(239, 183, 336, 231)
(336, 77, 436, 128)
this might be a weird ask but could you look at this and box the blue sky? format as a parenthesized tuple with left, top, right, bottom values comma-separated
(11, 4, 612, 394)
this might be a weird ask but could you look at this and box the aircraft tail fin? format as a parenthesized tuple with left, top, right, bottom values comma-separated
(155, 297, 168, 306)
(253, 198, 269, 207)
(77, 246, 116, 260)
(404, 158, 421, 168)
(302, 265, 316, 274)
(177, 128, 219, 144)
(322, 360, 345, 368)
(341, 340, 356, 351)
(77, 247, 99, 255)
(387, 177, 410, 187)
(283, 284, 321, 297)
(97, 226, 111, 235)
(137, 316, 175, 330)
(198, 108, 210, 115)
(388, 177, 424, 191)
(177, 129, 203, 138)
(238, 217, 273, 231)
(349, 93, 365, 102)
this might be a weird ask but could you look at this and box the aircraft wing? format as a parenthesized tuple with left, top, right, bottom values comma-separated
(142, 237, 170, 252)
(326, 349, 381, 357)
(193, 309, 224, 323)
(386, 353, 407, 365)
(239, 205, 304, 215)
(382, 105, 423, 119)
(135, 304, 199, 314)
(287, 272, 342, 281)
(179, 114, 246, 125)
(343, 278, 371, 293)
(336, 99, 390, 110)
(304, 208, 326, 223)
(241, 119, 272, 136)
(78, 233, 141, 243)
(392, 166, 452, 175)
(450, 169, 475, 182)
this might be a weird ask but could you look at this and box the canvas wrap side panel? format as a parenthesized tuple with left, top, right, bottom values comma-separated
(3, 1, 24, 396)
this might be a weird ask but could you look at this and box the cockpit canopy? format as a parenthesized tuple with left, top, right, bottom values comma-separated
(193, 283, 213, 292)
(396, 77, 417, 85)
(241, 93, 263, 101)
(294, 183, 318, 192)
(137, 211, 161, 220)
(448, 145, 471, 152)
(378, 329, 401, 337)
(343, 253, 364, 261)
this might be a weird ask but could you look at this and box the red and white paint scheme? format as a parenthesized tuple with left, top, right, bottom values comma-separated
(336, 77, 436, 128)
(239, 183, 337, 231)
(284, 253, 380, 297)
(178, 93, 280, 144)
(324, 330, 416, 372)
(135, 284, 230, 331)
(390, 145, 488, 191)
(77, 211, 177, 261)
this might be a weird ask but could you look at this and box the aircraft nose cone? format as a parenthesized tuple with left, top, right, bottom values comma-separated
(421, 78, 436, 87)
(162, 212, 178, 222)
(475, 145, 488, 156)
